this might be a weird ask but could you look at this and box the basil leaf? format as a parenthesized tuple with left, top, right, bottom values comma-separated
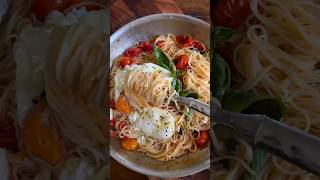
(176, 70, 183, 77)
(243, 149, 269, 180)
(222, 89, 259, 112)
(213, 53, 231, 99)
(180, 90, 199, 99)
(172, 79, 182, 93)
(241, 98, 286, 120)
(154, 46, 172, 72)
(213, 26, 233, 45)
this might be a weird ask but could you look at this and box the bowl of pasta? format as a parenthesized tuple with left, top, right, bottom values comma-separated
(110, 14, 210, 177)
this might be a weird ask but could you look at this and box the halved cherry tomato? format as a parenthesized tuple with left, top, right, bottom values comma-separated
(213, 0, 251, 28)
(195, 131, 209, 148)
(116, 95, 132, 114)
(110, 118, 116, 127)
(192, 41, 206, 53)
(156, 40, 165, 48)
(110, 99, 116, 109)
(32, 0, 69, 21)
(176, 35, 193, 47)
(23, 98, 64, 166)
(110, 130, 117, 137)
(175, 55, 189, 70)
(138, 41, 153, 52)
(119, 56, 134, 68)
(121, 137, 138, 151)
(124, 47, 142, 58)
(118, 121, 126, 130)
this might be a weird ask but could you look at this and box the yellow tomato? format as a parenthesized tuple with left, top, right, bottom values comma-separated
(23, 98, 64, 166)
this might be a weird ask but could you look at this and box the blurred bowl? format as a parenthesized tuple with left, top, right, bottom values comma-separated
(110, 13, 210, 178)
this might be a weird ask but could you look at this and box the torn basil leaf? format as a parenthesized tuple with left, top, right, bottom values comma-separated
(154, 46, 173, 72)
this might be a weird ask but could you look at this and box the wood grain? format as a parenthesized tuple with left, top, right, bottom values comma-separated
(110, 0, 210, 179)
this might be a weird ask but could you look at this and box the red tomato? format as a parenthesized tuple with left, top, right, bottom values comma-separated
(138, 41, 153, 52)
(32, 0, 69, 21)
(156, 40, 165, 48)
(124, 47, 142, 58)
(213, 0, 251, 28)
(110, 118, 116, 127)
(110, 130, 117, 137)
(110, 99, 116, 110)
(119, 56, 134, 68)
(195, 131, 209, 148)
(118, 121, 126, 130)
(175, 55, 189, 70)
(175, 35, 193, 47)
(192, 41, 206, 53)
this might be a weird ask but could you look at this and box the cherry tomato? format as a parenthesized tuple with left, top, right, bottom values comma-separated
(176, 35, 193, 47)
(138, 41, 153, 52)
(32, 0, 69, 21)
(110, 118, 116, 127)
(110, 130, 117, 137)
(192, 41, 206, 53)
(195, 131, 209, 148)
(213, 0, 251, 28)
(119, 56, 134, 68)
(156, 40, 165, 48)
(175, 55, 189, 70)
(124, 47, 142, 58)
(121, 137, 138, 151)
(110, 99, 116, 110)
(118, 121, 126, 130)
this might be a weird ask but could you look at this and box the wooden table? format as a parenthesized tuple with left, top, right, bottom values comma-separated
(109, 0, 210, 179)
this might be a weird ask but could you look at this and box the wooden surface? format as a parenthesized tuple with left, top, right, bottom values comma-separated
(110, 0, 210, 33)
(109, 0, 210, 180)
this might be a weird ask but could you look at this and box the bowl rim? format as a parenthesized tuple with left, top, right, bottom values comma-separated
(110, 13, 210, 178)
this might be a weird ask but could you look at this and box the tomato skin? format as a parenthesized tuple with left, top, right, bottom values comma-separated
(175, 55, 189, 70)
(118, 121, 126, 130)
(32, 0, 69, 21)
(119, 56, 134, 68)
(176, 35, 193, 47)
(192, 41, 206, 53)
(110, 99, 116, 110)
(121, 137, 138, 151)
(124, 47, 142, 58)
(195, 131, 209, 148)
(156, 40, 165, 48)
(138, 41, 153, 52)
(213, 0, 251, 28)
(110, 118, 116, 127)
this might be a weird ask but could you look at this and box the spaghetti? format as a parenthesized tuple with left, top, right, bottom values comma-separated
(110, 34, 210, 161)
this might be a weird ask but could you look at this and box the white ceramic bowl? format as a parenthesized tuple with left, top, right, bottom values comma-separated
(110, 13, 210, 178)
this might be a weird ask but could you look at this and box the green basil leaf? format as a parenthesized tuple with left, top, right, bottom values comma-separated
(222, 89, 259, 112)
(213, 26, 233, 45)
(176, 70, 183, 77)
(241, 98, 286, 120)
(213, 53, 231, 99)
(154, 46, 172, 72)
(180, 90, 199, 99)
(172, 79, 182, 93)
(243, 149, 269, 180)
